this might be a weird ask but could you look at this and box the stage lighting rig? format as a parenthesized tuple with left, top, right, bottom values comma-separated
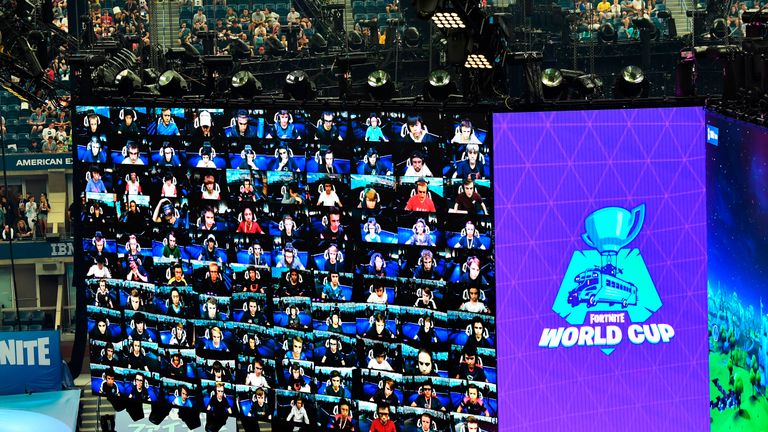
(465, 53, 493, 69)
(614, 65, 649, 99)
(157, 70, 188, 96)
(367, 70, 395, 100)
(284, 70, 316, 100)
(231, 71, 263, 98)
(115, 69, 142, 96)
(309, 33, 328, 54)
(432, 11, 466, 29)
(423, 69, 457, 101)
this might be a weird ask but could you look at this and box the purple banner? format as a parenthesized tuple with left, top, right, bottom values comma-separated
(493, 108, 708, 431)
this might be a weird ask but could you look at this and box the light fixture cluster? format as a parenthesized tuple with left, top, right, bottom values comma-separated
(464, 54, 493, 69)
(432, 12, 466, 29)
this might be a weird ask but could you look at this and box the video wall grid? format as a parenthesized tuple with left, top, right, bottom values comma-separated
(74, 106, 497, 432)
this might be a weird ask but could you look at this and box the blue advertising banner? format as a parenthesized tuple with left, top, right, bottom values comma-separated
(0, 153, 72, 172)
(0, 331, 62, 395)
(0, 241, 74, 260)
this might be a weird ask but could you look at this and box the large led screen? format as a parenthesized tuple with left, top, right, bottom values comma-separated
(74, 106, 497, 432)
(706, 111, 768, 431)
(493, 108, 708, 432)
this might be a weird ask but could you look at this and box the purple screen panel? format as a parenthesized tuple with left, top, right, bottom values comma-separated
(492, 108, 708, 432)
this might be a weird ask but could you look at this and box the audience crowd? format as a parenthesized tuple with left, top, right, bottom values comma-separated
(0, 187, 53, 241)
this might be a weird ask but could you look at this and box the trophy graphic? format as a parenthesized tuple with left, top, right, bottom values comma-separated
(565, 204, 646, 309)
(583, 204, 645, 258)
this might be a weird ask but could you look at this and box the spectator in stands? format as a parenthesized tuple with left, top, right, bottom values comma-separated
(29, 141, 41, 153)
(25, 195, 37, 230)
(178, 21, 192, 45)
(610, 0, 622, 20)
(265, 7, 279, 26)
(193, 8, 207, 30)
(287, 7, 300, 22)
(42, 122, 57, 141)
(226, 7, 237, 25)
(597, 0, 612, 19)
(1, 224, 14, 241)
(16, 219, 33, 239)
(240, 9, 252, 27)
(53, 110, 70, 130)
(55, 136, 68, 153)
(38, 193, 50, 237)
(0, 113, 5, 137)
(101, 9, 114, 26)
(124, 0, 139, 15)
(29, 107, 46, 135)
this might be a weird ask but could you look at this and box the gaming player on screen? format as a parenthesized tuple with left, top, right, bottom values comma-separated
(318, 182, 343, 207)
(456, 384, 490, 417)
(268, 110, 301, 140)
(413, 250, 441, 281)
(404, 152, 434, 177)
(320, 207, 348, 247)
(453, 144, 486, 180)
(368, 378, 398, 406)
(198, 262, 228, 296)
(315, 112, 343, 145)
(405, 178, 436, 213)
(370, 404, 397, 432)
(82, 138, 107, 163)
(86, 166, 108, 193)
(321, 337, 346, 366)
(362, 148, 391, 175)
(128, 372, 151, 402)
(155, 108, 180, 136)
(456, 346, 488, 382)
(225, 110, 259, 138)
(411, 380, 445, 411)
(331, 399, 355, 431)
(192, 111, 217, 140)
(465, 317, 493, 351)
(403, 114, 437, 145)
(450, 178, 488, 215)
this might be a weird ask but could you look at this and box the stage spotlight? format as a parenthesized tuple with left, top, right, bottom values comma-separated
(231, 71, 263, 97)
(367, 70, 395, 100)
(614, 65, 649, 98)
(711, 18, 728, 39)
(599, 23, 617, 42)
(348, 31, 364, 51)
(424, 69, 456, 101)
(404, 27, 421, 48)
(284, 70, 316, 100)
(157, 70, 188, 96)
(309, 33, 328, 54)
(432, 11, 466, 29)
(464, 54, 493, 69)
(416, 0, 439, 19)
(541, 68, 565, 100)
(114, 69, 142, 96)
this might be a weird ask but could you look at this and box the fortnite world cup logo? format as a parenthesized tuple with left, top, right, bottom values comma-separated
(544, 204, 670, 355)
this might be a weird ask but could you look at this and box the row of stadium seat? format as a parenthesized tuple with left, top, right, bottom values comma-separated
(181, 2, 293, 18)
(0, 311, 52, 332)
